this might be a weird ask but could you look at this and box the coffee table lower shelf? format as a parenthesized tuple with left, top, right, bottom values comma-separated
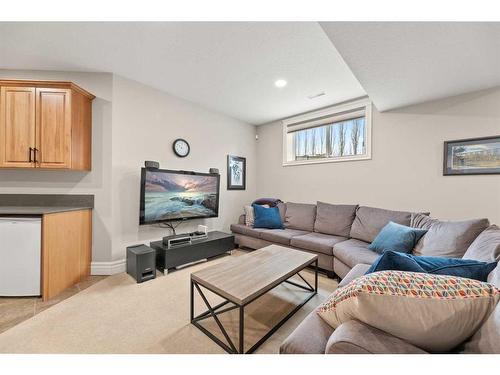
(190, 259, 318, 354)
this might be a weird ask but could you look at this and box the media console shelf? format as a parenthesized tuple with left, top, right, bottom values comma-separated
(150, 231, 234, 273)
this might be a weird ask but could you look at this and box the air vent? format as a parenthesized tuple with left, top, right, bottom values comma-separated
(307, 92, 326, 99)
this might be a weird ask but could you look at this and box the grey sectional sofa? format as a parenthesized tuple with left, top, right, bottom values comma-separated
(230, 201, 500, 354)
(230, 201, 419, 278)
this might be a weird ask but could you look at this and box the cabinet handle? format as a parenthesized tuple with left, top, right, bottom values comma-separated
(33, 148, 39, 164)
(29, 147, 33, 162)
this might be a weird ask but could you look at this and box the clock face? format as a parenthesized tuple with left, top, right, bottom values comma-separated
(173, 139, 190, 157)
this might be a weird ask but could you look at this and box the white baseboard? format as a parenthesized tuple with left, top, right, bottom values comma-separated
(91, 259, 126, 275)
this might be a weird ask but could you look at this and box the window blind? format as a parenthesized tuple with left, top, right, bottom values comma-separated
(286, 108, 365, 134)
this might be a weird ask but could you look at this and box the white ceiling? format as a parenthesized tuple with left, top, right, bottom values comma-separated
(320, 22, 500, 111)
(0, 22, 365, 125)
(2, 22, 499, 122)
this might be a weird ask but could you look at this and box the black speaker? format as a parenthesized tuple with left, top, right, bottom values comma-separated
(126, 244, 156, 283)
(145, 160, 160, 169)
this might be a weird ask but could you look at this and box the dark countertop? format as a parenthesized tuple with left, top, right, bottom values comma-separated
(0, 206, 93, 215)
(0, 194, 94, 215)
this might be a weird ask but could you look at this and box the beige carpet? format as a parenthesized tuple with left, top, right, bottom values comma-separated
(0, 250, 337, 354)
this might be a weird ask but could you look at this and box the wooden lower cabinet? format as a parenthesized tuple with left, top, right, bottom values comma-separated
(41, 209, 92, 300)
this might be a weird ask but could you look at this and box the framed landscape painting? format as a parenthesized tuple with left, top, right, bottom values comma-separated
(443, 135, 500, 175)
(227, 155, 246, 190)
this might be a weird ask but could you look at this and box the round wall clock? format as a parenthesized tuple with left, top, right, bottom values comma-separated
(172, 138, 190, 158)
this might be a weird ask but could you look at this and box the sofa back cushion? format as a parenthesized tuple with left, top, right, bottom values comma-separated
(284, 202, 317, 231)
(277, 202, 287, 223)
(349, 206, 413, 243)
(463, 225, 500, 262)
(314, 201, 358, 237)
(411, 213, 490, 258)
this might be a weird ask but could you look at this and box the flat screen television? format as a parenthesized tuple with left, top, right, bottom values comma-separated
(139, 168, 220, 225)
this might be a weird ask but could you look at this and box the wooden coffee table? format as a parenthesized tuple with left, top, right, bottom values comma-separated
(190, 245, 318, 354)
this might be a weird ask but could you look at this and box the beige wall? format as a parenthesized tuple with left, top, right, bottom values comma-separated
(110, 75, 257, 261)
(256, 88, 500, 224)
(0, 70, 113, 262)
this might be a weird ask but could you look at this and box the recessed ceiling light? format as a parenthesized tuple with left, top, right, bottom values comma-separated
(274, 79, 287, 88)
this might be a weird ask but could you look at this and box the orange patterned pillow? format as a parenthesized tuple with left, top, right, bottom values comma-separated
(317, 271, 500, 352)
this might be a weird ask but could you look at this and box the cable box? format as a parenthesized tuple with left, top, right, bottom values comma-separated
(162, 232, 208, 248)
(163, 235, 192, 248)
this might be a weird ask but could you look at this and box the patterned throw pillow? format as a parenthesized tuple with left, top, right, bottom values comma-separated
(317, 271, 500, 352)
(243, 205, 255, 226)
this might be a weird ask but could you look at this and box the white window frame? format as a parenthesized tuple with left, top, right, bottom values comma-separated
(282, 98, 372, 166)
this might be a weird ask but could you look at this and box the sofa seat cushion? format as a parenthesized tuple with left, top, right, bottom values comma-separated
(317, 270, 500, 352)
(290, 232, 347, 256)
(284, 202, 317, 231)
(332, 239, 379, 268)
(259, 228, 309, 245)
(411, 213, 490, 258)
(325, 320, 427, 354)
(314, 202, 358, 237)
(349, 206, 414, 243)
(280, 308, 335, 354)
(230, 224, 267, 239)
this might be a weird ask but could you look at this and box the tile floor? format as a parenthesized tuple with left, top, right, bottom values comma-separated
(0, 275, 107, 334)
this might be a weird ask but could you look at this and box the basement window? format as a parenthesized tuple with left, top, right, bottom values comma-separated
(282, 98, 372, 166)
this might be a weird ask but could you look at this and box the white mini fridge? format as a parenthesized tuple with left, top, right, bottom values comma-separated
(0, 217, 41, 296)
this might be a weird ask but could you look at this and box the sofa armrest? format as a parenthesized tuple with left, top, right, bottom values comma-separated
(325, 320, 428, 354)
(280, 309, 334, 354)
(238, 214, 246, 225)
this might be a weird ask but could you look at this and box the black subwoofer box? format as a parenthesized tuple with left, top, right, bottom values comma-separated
(126, 244, 156, 283)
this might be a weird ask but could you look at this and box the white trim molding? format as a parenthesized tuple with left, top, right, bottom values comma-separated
(282, 98, 372, 166)
(91, 259, 126, 275)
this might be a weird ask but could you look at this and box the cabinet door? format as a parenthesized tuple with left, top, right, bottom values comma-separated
(35, 88, 71, 169)
(0, 86, 36, 168)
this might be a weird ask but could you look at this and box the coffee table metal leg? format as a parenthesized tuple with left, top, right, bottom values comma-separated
(239, 305, 244, 354)
(190, 278, 194, 322)
(192, 281, 238, 353)
(314, 259, 318, 293)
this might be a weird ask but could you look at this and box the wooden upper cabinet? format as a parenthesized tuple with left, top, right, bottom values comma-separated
(0, 80, 95, 171)
(35, 88, 72, 169)
(0, 86, 36, 168)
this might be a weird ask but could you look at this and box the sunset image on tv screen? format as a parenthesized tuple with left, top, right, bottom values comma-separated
(144, 170, 219, 222)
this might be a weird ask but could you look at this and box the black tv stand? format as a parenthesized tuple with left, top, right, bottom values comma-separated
(150, 231, 234, 273)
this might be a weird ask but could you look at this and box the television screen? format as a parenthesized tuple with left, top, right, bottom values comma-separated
(140, 168, 220, 224)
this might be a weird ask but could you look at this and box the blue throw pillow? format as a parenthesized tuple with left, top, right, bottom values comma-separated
(366, 250, 498, 282)
(252, 204, 283, 229)
(368, 221, 428, 254)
